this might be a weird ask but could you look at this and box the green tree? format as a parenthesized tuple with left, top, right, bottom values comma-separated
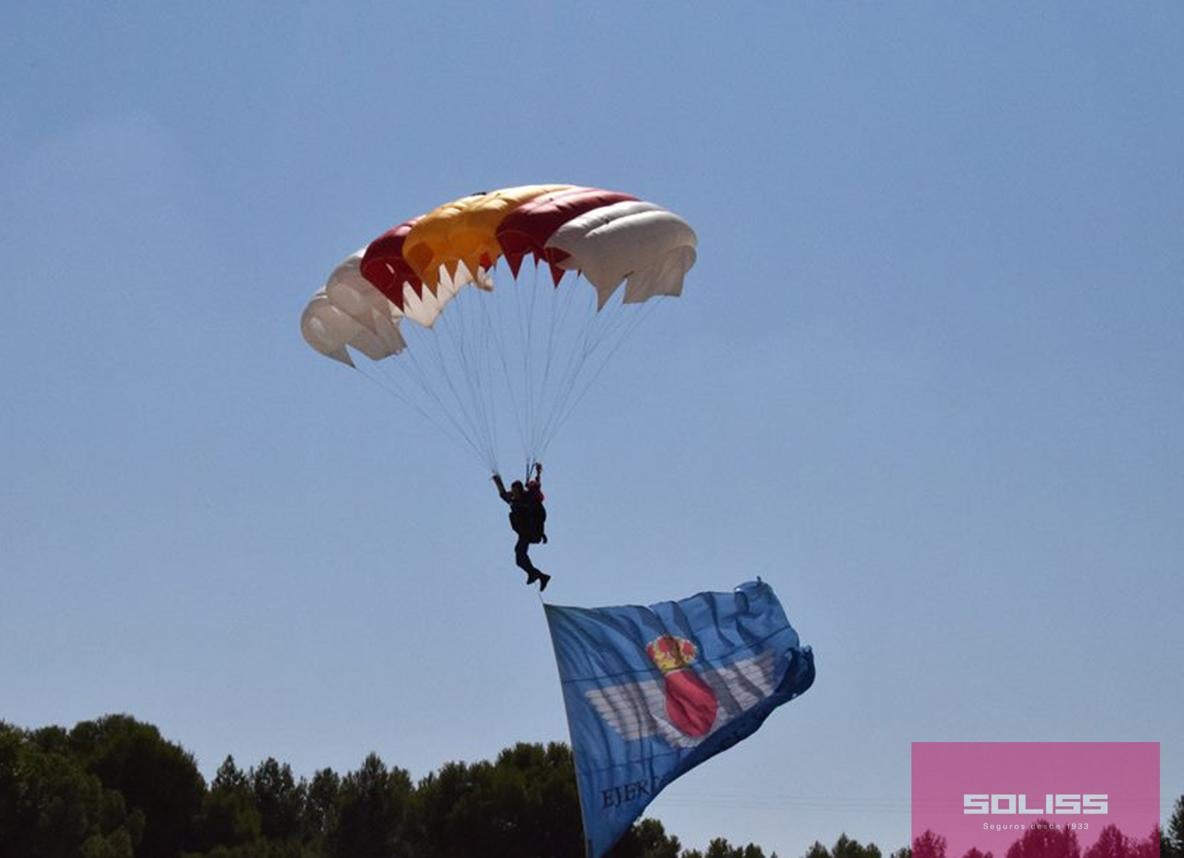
(1169, 796, 1184, 858)
(414, 742, 584, 858)
(303, 767, 340, 847)
(1004, 824, 1080, 858)
(1081, 824, 1160, 858)
(804, 842, 832, 858)
(329, 752, 414, 858)
(485, 742, 583, 858)
(1084, 824, 1131, 858)
(250, 758, 305, 842)
(5, 715, 803, 858)
(0, 721, 140, 858)
(832, 834, 881, 858)
(1131, 827, 1160, 858)
(192, 756, 262, 853)
(608, 817, 682, 858)
(913, 831, 947, 858)
(687, 837, 768, 858)
(69, 714, 205, 858)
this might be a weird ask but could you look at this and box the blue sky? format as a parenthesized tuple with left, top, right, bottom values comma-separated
(2, 3, 1181, 855)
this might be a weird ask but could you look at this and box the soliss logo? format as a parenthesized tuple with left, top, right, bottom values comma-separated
(963, 794, 1109, 815)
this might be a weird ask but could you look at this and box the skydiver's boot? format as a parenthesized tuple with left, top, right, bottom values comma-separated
(538, 572, 551, 592)
(525, 570, 540, 585)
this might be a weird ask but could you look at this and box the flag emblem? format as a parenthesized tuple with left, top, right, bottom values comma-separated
(585, 641, 783, 746)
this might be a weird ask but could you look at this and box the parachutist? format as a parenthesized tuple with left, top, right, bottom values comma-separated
(492, 463, 550, 591)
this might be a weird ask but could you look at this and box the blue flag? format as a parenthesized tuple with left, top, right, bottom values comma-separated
(545, 579, 816, 858)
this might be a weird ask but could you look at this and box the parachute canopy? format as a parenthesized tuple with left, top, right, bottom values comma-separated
(301, 184, 697, 473)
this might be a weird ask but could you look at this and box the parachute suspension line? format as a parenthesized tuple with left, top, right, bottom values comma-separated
(531, 265, 583, 460)
(481, 288, 503, 472)
(461, 283, 503, 472)
(424, 316, 485, 464)
(352, 363, 489, 470)
(378, 327, 489, 469)
(536, 304, 641, 464)
(371, 341, 453, 434)
(446, 288, 498, 470)
(423, 298, 498, 471)
(537, 296, 662, 464)
(476, 287, 503, 473)
(525, 260, 545, 473)
(542, 277, 621, 433)
(532, 275, 560, 460)
(511, 261, 533, 474)
(528, 277, 600, 457)
(417, 319, 470, 439)
(531, 266, 559, 459)
(339, 273, 666, 477)
(445, 292, 481, 464)
(521, 263, 540, 474)
(517, 263, 547, 478)
(561, 299, 663, 430)
(479, 270, 530, 473)
(523, 261, 552, 475)
(359, 280, 507, 473)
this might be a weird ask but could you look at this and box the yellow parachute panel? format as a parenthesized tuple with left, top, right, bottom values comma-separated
(402, 185, 574, 289)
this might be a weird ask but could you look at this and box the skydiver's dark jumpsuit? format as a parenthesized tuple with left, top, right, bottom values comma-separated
(493, 476, 547, 578)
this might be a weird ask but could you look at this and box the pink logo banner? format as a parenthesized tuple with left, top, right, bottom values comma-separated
(912, 742, 1159, 858)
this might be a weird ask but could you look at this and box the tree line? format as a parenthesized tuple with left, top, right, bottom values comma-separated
(903, 819, 1172, 858)
(2, 715, 1181, 858)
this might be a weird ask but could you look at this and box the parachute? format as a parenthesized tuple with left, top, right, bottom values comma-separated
(301, 185, 697, 475)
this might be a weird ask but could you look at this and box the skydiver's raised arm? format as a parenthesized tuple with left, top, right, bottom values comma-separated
(492, 473, 511, 503)
(525, 463, 545, 502)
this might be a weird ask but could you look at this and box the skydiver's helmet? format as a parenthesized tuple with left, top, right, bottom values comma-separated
(510, 480, 525, 498)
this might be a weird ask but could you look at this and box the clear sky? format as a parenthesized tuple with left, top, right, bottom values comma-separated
(2, 3, 1182, 856)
